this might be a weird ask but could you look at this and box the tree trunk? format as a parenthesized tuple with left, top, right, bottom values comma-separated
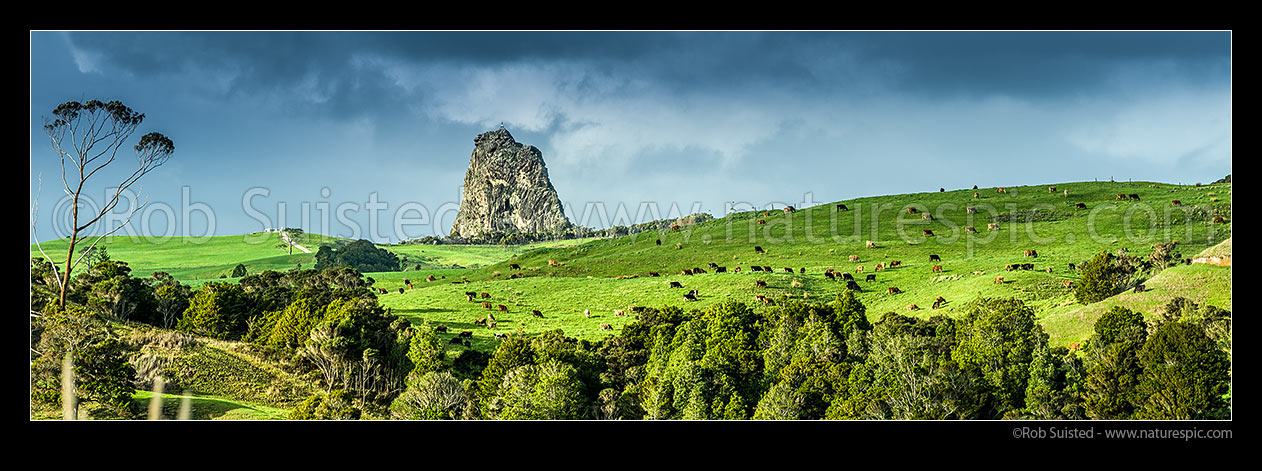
(59, 232, 77, 310)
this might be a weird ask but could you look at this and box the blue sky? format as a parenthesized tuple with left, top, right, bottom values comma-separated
(29, 31, 1231, 244)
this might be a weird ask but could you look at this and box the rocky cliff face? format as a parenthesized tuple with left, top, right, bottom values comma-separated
(449, 128, 569, 239)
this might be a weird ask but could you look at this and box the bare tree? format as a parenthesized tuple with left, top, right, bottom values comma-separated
(33, 100, 174, 309)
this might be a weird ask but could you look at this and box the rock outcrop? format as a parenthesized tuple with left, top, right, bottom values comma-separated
(449, 128, 569, 239)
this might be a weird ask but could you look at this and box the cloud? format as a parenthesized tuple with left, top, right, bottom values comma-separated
(1065, 88, 1231, 167)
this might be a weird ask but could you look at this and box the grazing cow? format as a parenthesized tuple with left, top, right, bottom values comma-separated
(940, 188, 945, 192)
(929, 254, 941, 262)
(1045, 267, 1053, 273)
(907, 304, 921, 311)
(426, 275, 436, 282)
(510, 273, 522, 279)
(824, 271, 836, 280)
(1212, 216, 1225, 223)
(532, 310, 543, 318)
(763, 266, 772, 272)
(1075, 203, 1087, 209)
(932, 300, 941, 309)
(683, 294, 698, 302)
(463, 340, 472, 347)
(965, 226, 977, 233)
(708, 262, 719, 268)
(474, 318, 487, 326)
(459, 331, 473, 338)
(481, 292, 491, 299)
(436, 325, 448, 333)
(1171, 200, 1183, 206)
(630, 306, 646, 312)
(784, 267, 794, 273)
(548, 259, 560, 266)
(584, 309, 591, 319)
(764, 212, 771, 217)
(921, 213, 933, 220)
(865, 274, 876, 282)
(378, 288, 388, 295)
(973, 185, 979, 190)
(936, 296, 946, 304)
(649, 272, 661, 277)
(449, 337, 464, 345)
(922, 230, 935, 236)
(670, 281, 683, 288)
(994, 276, 1005, 284)
(856, 265, 864, 273)
(672, 224, 681, 231)
(398, 288, 405, 294)
(874, 263, 884, 271)
(866, 240, 877, 249)
(755, 280, 767, 288)
(405, 280, 413, 290)
(783, 206, 796, 213)
(734, 267, 741, 273)
(498, 304, 508, 312)
(600, 324, 612, 331)
(1117, 193, 1127, 200)
(1062, 280, 1074, 288)
(837, 204, 849, 211)
(932, 265, 943, 273)
(488, 311, 496, 322)
(800, 268, 806, 274)
(1049, 186, 1056, 193)
(688, 289, 699, 297)
(998, 187, 1007, 193)
(465, 291, 477, 297)
(655, 239, 662, 246)
(466, 294, 475, 302)
(889, 260, 902, 268)
(494, 333, 507, 339)
(510, 263, 521, 269)
(1005, 264, 1016, 271)
(751, 265, 763, 272)
(757, 219, 766, 225)
(614, 309, 626, 316)
(482, 302, 492, 309)
(1025, 249, 1038, 257)
(967, 207, 977, 214)
(974, 192, 980, 199)
(694, 268, 707, 274)
(1063, 189, 1068, 197)
(842, 273, 854, 281)
(1128, 194, 1140, 201)
(1134, 284, 1147, 293)
(716, 267, 728, 273)
(1021, 263, 1034, 270)
(1068, 263, 1076, 271)
(887, 287, 901, 294)
(849, 255, 861, 262)
(988, 223, 1000, 230)
(755, 246, 765, 253)
(907, 207, 919, 214)
(681, 269, 694, 275)
(846, 280, 862, 291)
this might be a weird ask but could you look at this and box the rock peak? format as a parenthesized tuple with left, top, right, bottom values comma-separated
(449, 130, 569, 239)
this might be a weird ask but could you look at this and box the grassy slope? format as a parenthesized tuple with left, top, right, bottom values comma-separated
(372, 181, 1230, 349)
(30, 232, 313, 280)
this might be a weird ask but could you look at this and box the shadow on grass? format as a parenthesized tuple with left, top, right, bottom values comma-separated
(133, 392, 287, 420)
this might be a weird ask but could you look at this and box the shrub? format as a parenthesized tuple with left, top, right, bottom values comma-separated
(1075, 252, 1120, 304)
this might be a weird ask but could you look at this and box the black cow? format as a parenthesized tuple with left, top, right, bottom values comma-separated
(459, 331, 473, 338)
(751, 265, 763, 272)
(1128, 194, 1140, 201)
(866, 274, 876, 282)
(846, 280, 862, 291)
(532, 310, 543, 318)
(929, 254, 941, 262)
(509, 264, 520, 270)
(824, 271, 836, 280)
(670, 281, 683, 288)
(435, 325, 448, 333)
(842, 273, 854, 281)
(837, 204, 849, 211)
(398, 288, 405, 294)
(449, 337, 464, 345)
(656, 239, 662, 245)
(762, 266, 772, 272)
(754, 246, 764, 253)
(649, 271, 660, 277)
(715, 267, 727, 273)
(683, 294, 698, 301)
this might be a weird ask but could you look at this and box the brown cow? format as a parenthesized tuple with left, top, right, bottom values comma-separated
(757, 219, 766, 225)
(973, 185, 978, 190)
(1117, 193, 1127, 199)
(1045, 267, 1053, 273)
(681, 269, 694, 275)
(755, 280, 767, 287)
(866, 240, 877, 249)
(824, 271, 836, 280)
(1049, 186, 1056, 193)
(466, 294, 475, 302)
(784, 267, 794, 273)
(459, 331, 473, 338)
(997, 187, 1007, 193)
(1212, 216, 1225, 223)
(1063, 189, 1068, 197)
(481, 292, 491, 299)
(874, 262, 884, 271)
(474, 318, 487, 326)
(849, 255, 861, 262)
(888, 260, 902, 268)
(1062, 280, 1074, 288)
(887, 287, 901, 294)
(1075, 203, 1087, 209)
(614, 309, 626, 316)
(988, 223, 1000, 230)
(974, 192, 980, 199)
(935, 296, 946, 304)
(921, 213, 933, 220)
(994, 276, 1005, 284)
(1171, 200, 1183, 206)
(548, 259, 560, 266)
(932, 300, 941, 309)
(932, 265, 943, 273)
(783, 206, 796, 213)
(922, 230, 935, 236)
(1025, 250, 1038, 258)
(763, 266, 772, 272)
(435, 325, 448, 333)
(600, 324, 612, 331)
(482, 301, 492, 309)
(907, 207, 919, 214)
(965, 226, 977, 233)
(907, 304, 920, 311)
(966, 207, 977, 214)
(498, 304, 508, 312)
(426, 275, 436, 282)
(694, 268, 707, 274)
(406, 280, 414, 290)
(856, 265, 864, 272)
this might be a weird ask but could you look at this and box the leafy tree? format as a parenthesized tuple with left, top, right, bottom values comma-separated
(34, 99, 174, 309)
(232, 263, 247, 277)
(1081, 306, 1147, 419)
(314, 240, 401, 272)
(152, 281, 191, 329)
(391, 370, 469, 420)
(288, 389, 361, 420)
(951, 298, 1048, 418)
(177, 282, 254, 340)
(407, 320, 446, 376)
(492, 361, 590, 420)
(1075, 251, 1121, 304)
(478, 333, 536, 409)
(1134, 322, 1230, 419)
(72, 338, 138, 417)
(1022, 345, 1085, 419)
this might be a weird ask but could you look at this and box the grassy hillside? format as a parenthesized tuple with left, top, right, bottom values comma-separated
(369, 180, 1230, 349)
(30, 232, 313, 280)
